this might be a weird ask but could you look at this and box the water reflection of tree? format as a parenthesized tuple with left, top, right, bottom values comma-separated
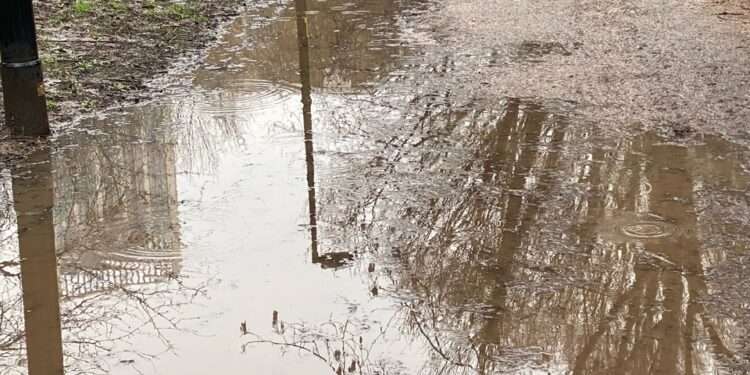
(54, 106, 181, 292)
(0, 108, 203, 374)
(194, 0, 412, 91)
(215, 11, 750, 364)
(313, 92, 749, 374)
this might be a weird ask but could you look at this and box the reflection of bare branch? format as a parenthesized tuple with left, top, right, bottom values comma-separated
(1, 105, 198, 373)
(572, 271, 652, 373)
(408, 308, 474, 370)
(0, 261, 19, 277)
(242, 336, 335, 371)
(242, 313, 408, 375)
(315, 79, 750, 374)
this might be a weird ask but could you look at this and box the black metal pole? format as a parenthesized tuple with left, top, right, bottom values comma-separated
(0, 0, 50, 136)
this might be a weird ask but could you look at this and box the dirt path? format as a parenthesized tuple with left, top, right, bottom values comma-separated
(413, 0, 750, 140)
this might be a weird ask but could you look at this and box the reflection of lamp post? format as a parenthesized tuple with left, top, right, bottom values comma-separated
(295, 0, 353, 269)
(12, 146, 64, 374)
(295, 0, 318, 263)
(0, 0, 50, 136)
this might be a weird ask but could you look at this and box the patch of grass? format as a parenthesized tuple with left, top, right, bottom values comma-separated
(141, 1, 206, 22)
(142, 1, 164, 18)
(81, 98, 96, 110)
(73, 0, 93, 14)
(75, 60, 95, 73)
(48, 11, 71, 26)
(107, 0, 126, 12)
(46, 100, 59, 112)
(41, 54, 58, 70)
(167, 3, 202, 21)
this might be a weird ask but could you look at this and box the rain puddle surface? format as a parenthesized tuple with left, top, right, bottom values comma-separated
(2, 0, 750, 374)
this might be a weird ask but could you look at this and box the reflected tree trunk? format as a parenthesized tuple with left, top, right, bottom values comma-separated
(571, 133, 735, 374)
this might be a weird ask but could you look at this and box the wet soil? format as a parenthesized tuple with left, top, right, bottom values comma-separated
(2, 0, 750, 374)
(0, 0, 241, 130)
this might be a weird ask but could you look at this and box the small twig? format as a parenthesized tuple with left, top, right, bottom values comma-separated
(241, 339, 337, 373)
(0, 261, 19, 277)
(43, 38, 134, 44)
(716, 11, 745, 16)
(408, 309, 474, 369)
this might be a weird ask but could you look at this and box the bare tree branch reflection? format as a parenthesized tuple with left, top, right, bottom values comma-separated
(0, 106, 208, 374)
(304, 82, 750, 374)
(242, 310, 410, 375)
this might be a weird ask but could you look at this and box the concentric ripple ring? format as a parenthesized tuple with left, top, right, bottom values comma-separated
(197, 79, 297, 114)
(620, 221, 675, 239)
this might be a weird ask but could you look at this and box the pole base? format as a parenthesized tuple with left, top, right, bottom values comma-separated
(1, 62, 50, 136)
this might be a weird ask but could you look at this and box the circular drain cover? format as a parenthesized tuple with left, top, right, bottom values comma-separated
(620, 221, 674, 239)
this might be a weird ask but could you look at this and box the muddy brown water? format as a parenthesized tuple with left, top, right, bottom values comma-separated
(2, 0, 750, 374)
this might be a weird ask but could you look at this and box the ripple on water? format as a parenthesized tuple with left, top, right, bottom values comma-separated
(596, 212, 678, 242)
(620, 220, 675, 239)
(107, 248, 182, 263)
(197, 79, 297, 115)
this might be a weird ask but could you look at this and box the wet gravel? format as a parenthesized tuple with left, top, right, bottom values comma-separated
(409, 0, 750, 140)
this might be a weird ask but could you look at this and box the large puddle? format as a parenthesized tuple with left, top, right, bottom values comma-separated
(2, 0, 750, 374)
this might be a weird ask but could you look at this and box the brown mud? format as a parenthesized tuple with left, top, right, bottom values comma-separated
(0, 0, 241, 131)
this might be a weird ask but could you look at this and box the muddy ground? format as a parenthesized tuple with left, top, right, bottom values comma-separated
(0, 0, 241, 129)
(0, 0, 747, 133)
